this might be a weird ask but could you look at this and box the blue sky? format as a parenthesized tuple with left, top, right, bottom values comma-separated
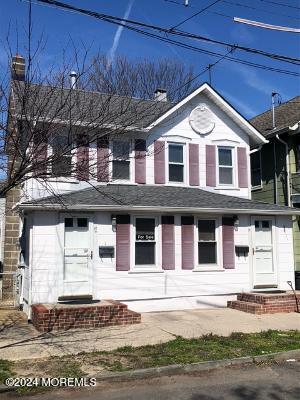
(0, 0, 299, 118)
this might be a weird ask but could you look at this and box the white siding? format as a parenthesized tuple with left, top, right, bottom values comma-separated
(24, 211, 295, 314)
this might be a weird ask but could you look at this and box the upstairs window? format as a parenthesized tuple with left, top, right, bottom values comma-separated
(52, 136, 72, 177)
(198, 219, 217, 265)
(169, 143, 184, 182)
(218, 147, 233, 185)
(112, 141, 130, 180)
(251, 151, 262, 188)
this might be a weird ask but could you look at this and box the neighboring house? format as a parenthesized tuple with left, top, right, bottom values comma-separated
(250, 97, 300, 272)
(4, 55, 300, 318)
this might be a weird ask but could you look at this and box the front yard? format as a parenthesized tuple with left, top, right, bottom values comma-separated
(1, 330, 300, 383)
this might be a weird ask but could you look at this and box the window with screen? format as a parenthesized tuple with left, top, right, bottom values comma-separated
(218, 147, 233, 185)
(169, 144, 184, 182)
(112, 141, 130, 180)
(198, 219, 217, 265)
(251, 151, 262, 188)
(52, 136, 72, 177)
(135, 218, 156, 265)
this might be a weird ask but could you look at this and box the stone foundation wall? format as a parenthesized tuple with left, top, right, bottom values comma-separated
(31, 300, 141, 332)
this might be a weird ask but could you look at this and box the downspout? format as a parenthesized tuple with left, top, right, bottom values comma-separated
(273, 141, 278, 204)
(275, 134, 290, 207)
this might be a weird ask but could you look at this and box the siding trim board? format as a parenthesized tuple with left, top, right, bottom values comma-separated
(181, 216, 195, 270)
(206, 145, 216, 187)
(135, 139, 146, 184)
(161, 215, 175, 270)
(116, 215, 130, 271)
(154, 140, 166, 184)
(222, 217, 235, 269)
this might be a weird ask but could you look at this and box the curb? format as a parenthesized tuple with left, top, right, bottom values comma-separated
(0, 349, 299, 393)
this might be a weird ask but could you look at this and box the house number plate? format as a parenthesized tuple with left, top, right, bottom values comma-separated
(136, 234, 155, 241)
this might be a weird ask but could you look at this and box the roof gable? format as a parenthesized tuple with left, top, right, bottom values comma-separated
(147, 83, 268, 146)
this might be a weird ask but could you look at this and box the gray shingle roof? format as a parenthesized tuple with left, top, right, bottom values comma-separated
(11, 81, 173, 129)
(250, 96, 300, 137)
(20, 184, 299, 214)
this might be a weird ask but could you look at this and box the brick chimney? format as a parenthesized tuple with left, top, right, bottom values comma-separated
(11, 54, 25, 81)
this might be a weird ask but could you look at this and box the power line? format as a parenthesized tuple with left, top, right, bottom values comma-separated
(221, 0, 300, 21)
(170, 0, 222, 30)
(27, 0, 300, 76)
(259, 0, 300, 10)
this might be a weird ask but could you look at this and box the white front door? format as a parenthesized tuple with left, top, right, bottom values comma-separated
(252, 217, 277, 288)
(62, 216, 93, 298)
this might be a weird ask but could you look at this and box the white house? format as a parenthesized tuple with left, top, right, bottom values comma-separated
(8, 58, 299, 318)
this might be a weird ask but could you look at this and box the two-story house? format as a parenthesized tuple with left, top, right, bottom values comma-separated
(250, 96, 300, 287)
(6, 55, 300, 320)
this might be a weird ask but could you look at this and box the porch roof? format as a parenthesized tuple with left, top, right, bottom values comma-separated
(18, 185, 300, 215)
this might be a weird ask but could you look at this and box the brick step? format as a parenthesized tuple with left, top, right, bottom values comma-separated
(228, 299, 297, 315)
(237, 292, 296, 305)
(228, 300, 264, 314)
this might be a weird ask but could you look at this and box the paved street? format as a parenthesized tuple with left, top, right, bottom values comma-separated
(2, 362, 300, 400)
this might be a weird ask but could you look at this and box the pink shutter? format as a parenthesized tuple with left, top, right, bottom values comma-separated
(34, 142, 48, 176)
(154, 140, 165, 184)
(189, 143, 199, 186)
(97, 136, 109, 182)
(237, 147, 248, 188)
(206, 145, 216, 187)
(162, 216, 175, 270)
(222, 217, 235, 269)
(181, 216, 194, 270)
(135, 139, 146, 184)
(116, 215, 130, 271)
(77, 135, 89, 181)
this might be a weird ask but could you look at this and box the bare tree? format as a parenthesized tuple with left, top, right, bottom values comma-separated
(0, 49, 197, 199)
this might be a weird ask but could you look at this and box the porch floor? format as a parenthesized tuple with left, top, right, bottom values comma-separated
(0, 308, 299, 361)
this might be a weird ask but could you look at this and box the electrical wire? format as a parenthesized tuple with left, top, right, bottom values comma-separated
(25, 0, 300, 76)
(170, 0, 222, 30)
(259, 0, 300, 10)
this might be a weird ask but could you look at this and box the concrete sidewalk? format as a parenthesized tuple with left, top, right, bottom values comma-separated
(0, 308, 299, 361)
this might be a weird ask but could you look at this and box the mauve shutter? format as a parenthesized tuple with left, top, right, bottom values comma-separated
(97, 136, 109, 182)
(189, 143, 199, 186)
(116, 215, 130, 271)
(77, 134, 89, 181)
(34, 142, 48, 176)
(237, 147, 248, 188)
(222, 217, 235, 269)
(135, 139, 146, 184)
(181, 216, 194, 270)
(162, 216, 175, 270)
(206, 145, 216, 187)
(154, 140, 165, 184)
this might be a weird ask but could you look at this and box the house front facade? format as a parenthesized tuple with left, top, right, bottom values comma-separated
(250, 97, 300, 275)
(6, 57, 299, 317)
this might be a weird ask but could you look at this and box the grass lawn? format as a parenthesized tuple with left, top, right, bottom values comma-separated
(0, 330, 299, 384)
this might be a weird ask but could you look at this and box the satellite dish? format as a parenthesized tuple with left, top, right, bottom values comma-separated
(189, 104, 215, 135)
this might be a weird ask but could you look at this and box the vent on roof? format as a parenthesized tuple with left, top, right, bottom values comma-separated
(189, 103, 215, 135)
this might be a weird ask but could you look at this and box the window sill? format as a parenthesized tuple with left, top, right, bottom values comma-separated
(193, 267, 224, 272)
(128, 269, 164, 274)
(214, 186, 240, 191)
(251, 185, 262, 191)
(47, 178, 79, 184)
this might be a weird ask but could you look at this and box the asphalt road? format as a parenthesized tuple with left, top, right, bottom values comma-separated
(2, 362, 300, 400)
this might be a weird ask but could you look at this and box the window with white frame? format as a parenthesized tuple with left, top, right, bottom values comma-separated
(251, 151, 262, 188)
(135, 218, 156, 265)
(168, 143, 184, 182)
(112, 140, 130, 180)
(198, 219, 217, 265)
(218, 147, 233, 185)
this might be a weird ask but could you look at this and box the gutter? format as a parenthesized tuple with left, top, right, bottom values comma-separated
(15, 204, 300, 216)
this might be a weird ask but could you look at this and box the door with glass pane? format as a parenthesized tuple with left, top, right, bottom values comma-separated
(62, 216, 92, 297)
(251, 217, 277, 288)
(135, 217, 156, 267)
